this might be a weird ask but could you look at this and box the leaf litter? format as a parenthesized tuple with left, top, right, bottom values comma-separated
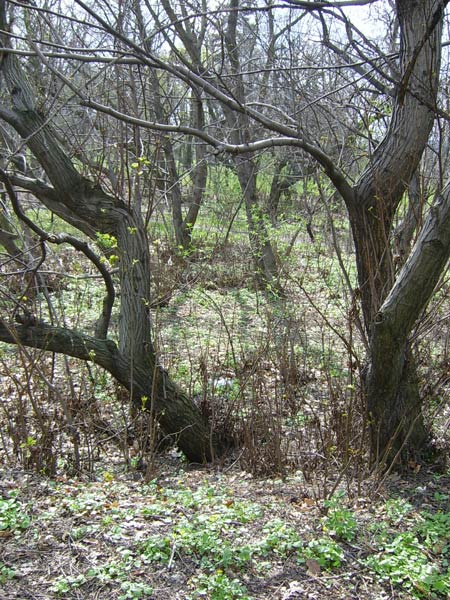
(1, 451, 450, 599)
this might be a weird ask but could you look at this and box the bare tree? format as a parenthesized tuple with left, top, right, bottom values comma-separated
(1, 0, 450, 467)
(0, 0, 226, 462)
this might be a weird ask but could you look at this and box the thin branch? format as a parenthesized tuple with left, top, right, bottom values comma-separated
(281, 0, 379, 7)
(0, 168, 115, 339)
(0, 47, 142, 64)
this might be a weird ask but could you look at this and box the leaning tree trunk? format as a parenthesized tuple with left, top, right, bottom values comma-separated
(0, 10, 224, 462)
(349, 0, 446, 463)
(0, 319, 219, 462)
(366, 188, 450, 462)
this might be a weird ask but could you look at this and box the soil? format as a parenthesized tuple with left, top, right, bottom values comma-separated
(1, 451, 448, 600)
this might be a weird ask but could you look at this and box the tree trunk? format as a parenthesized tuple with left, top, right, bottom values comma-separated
(154, 90, 207, 251)
(235, 156, 281, 293)
(394, 172, 423, 263)
(0, 15, 225, 462)
(184, 95, 207, 237)
(0, 320, 220, 462)
(366, 188, 450, 462)
(267, 159, 298, 226)
(223, 0, 281, 294)
(349, 0, 445, 463)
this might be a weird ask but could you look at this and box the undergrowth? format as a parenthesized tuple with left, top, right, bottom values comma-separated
(0, 474, 441, 599)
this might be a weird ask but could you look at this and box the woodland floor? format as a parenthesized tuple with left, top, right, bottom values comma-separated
(1, 449, 449, 600)
(1, 218, 450, 599)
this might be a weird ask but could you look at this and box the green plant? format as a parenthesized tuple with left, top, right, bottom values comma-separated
(50, 574, 87, 594)
(119, 580, 154, 599)
(0, 562, 15, 584)
(189, 570, 253, 600)
(323, 493, 358, 542)
(140, 534, 172, 563)
(173, 515, 252, 570)
(433, 491, 449, 504)
(417, 511, 450, 555)
(139, 484, 262, 574)
(383, 498, 414, 524)
(0, 496, 30, 532)
(364, 532, 450, 598)
(69, 525, 94, 541)
(258, 519, 302, 557)
(52, 550, 154, 598)
(303, 536, 344, 569)
(95, 231, 118, 249)
(87, 560, 131, 583)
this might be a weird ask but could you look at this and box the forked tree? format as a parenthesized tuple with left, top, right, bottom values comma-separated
(0, 0, 225, 462)
(73, 0, 450, 463)
(1, 0, 450, 467)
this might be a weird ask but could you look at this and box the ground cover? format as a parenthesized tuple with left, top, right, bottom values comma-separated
(1, 455, 450, 599)
(1, 202, 450, 599)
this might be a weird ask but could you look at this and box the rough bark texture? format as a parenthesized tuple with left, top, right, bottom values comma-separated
(235, 156, 281, 291)
(352, 0, 444, 326)
(0, 6, 224, 462)
(0, 320, 218, 462)
(348, 0, 447, 462)
(267, 159, 294, 225)
(394, 173, 423, 263)
(367, 187, 450, 461)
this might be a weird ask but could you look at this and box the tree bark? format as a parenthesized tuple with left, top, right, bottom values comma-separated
(349, 0, 446, 462)
(352, 0, 443, 326)
(367, 187, 450, 462)
(267, 159, 290, 226)
(0, 320, 219, 462)
(235, 155, 281, 291)
(394, 172, 423, 263)
(0, 9, 224, 462)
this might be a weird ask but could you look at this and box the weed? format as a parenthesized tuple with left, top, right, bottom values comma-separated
(0, 495, 30, 532)
(364, 531, 450, 598)
(383, 497, 414, 524)
(172, 514, 253, 570)
(0, 562, 15, 584)
(140, 534, 172, 563)
(139, 483, 261, 576)
(303, 536, 345, 569)
(69, 525, 94, 541)
(433, 491, 449, 504)
(50, 574, 87, 594)
(323, 493, 358, 542)
(119, 580, 154, 599)
(258, 519, 302, 557)
(189, 570, 253, 600)
(417, 511, 450, 556)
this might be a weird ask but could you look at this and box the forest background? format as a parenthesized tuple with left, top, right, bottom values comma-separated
(1, 1, 450, 598)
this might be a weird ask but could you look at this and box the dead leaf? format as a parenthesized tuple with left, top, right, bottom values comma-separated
(0, 530, 13, 539)
(306, 558, 321, 576)
(302, 497, 316, 508)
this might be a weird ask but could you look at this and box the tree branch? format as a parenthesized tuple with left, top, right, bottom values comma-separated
(3, 173, 97, 239)
(281, 0, 379, 7)
(376, 186, 450, 339)
(355, 0, 444, 209)
(0, 168, 115, 339)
